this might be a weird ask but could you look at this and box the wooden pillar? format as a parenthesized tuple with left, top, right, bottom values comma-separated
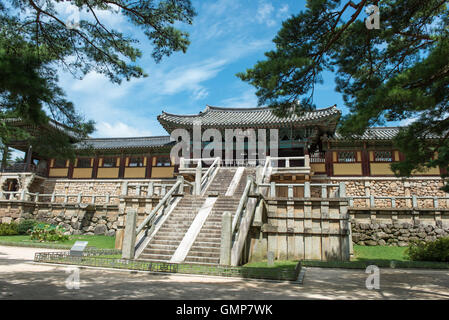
(361, 143, 370, 176)
(92, 156, 99, 179)
(25, 145, 32, 170)
(119, 154, 125, 179)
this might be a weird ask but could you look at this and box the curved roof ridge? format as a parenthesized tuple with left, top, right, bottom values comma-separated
(206, 104, 338, 113)
(160, 104, 339, 118)
(85, 135, 170, 141)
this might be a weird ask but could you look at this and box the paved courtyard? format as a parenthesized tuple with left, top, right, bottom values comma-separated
(0, 245, 448, 300)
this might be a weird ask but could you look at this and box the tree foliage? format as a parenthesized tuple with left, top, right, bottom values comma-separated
(238, 0, 449, 189)
(0, 0, 195, 162)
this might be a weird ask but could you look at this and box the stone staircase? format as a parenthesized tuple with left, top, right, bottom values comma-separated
(184, 168, 255, 265)
(137, 167, 256, 264)
(138, 195, 206, 262)
(205, 167, 236, 195)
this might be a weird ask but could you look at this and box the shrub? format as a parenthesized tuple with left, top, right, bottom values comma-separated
(407, 237, 449, 262)
(18, 219, 37, 235)
(29, 223, 69, 242)
(0, 223, 19, 236)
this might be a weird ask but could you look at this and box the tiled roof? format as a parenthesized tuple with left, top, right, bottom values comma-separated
(330, 127, 439, 141)
(75, 136, 173, 150)
(158, 105, 341, 130)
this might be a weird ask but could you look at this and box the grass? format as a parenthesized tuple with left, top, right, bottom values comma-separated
(243, 245, 449, 270)
(0, 235, 116, 249)
(353, 245, 408, 261)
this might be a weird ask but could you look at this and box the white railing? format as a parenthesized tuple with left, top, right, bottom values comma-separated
(257, 181, 346, 199)
(199, 157, 220, 194)
(135, 177, 184, 236)
(268, 155, 310, 168)
(0, 181, 180, 205)
(349, 195, 449, 209)
(229, 176, 258, 266)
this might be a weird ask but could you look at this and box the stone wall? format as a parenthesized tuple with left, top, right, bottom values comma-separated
(0, 201, 119, 236)
(351, 221, 449, 247)
(349, 207, 449, 246)
(311, 177, 449, 209)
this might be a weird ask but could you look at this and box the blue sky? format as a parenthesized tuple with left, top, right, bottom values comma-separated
(57, 0, 355, 138)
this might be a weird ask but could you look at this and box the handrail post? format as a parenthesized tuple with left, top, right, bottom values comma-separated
(285, 158, 290, 168)
(288, 185, 294, 199)
(35, 192, 39, 202)
(121, 181, 128, 196)
(77, 193, 82, 204)
(20, 190, 26, 201)
(148, 182, 154, 197)
(339, 182, 346, 198)
(304, 182, 311, 198)
(122, 208, 137, 259)
(412, 195, 418, 208)
(195, 161, 202, 196)
(177, 175, 184, 194)
(370, 195, 375, 207)
(180, 157, 185, 170)
(321, 185, 327, 198)
(270, 181, 276, 198)
(305, 154, 310, 167)
(433, 197, 439, 208)
(106, 193, 110, 204)
(51, 192, 55, 202)
(391, 197, 396, 208)
(136, 185, 141, 197)
(220, 211, 232, 266)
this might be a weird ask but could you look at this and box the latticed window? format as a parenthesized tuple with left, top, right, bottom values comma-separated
(156, 156, 171, 167)
(102, 158, 117, 167)
(129, 157, 144, 167)
(338, 151, 356, 163)
(310, 151, 326, 163)
(53, 159, 66, 168)
(374, 151, 393, 162)
(77, 158, 92, 168)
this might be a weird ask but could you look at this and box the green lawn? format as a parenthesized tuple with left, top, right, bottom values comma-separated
(243, 245, 449, 269)
(0, 235, 116, 249)
(353, 245, 408, 261)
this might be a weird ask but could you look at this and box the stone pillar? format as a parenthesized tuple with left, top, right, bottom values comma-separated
(195, 161, 202, 196)
(220, 211, 232, 266)
(122, 208, 137, 260)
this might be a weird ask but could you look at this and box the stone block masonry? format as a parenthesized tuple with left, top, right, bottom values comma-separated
(0, 201, 119, 236)
(352, 221, 449, 247)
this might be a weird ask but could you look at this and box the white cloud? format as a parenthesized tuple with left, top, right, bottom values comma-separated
(277, 4, 289, 17)
(257, 1, 276, 27)
(219, 89, 260, 108)
(95, 121, 153, 138)
(156, 59, 228, 97)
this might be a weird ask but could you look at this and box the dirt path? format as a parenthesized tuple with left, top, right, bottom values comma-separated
(1, 245, 448, 300)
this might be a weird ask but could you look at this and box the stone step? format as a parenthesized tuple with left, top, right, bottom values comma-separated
(183, 256, 220, 264)
(191, 241, 221, 248)
(146, 243, 179, 250)
(187, 246, 220, 254)
(139, 253, 172, 261)
(142, 248, 176, 255)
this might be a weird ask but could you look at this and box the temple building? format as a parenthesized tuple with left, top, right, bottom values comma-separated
(2, 104, 441, 183)
(1, 104, 447, 264)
